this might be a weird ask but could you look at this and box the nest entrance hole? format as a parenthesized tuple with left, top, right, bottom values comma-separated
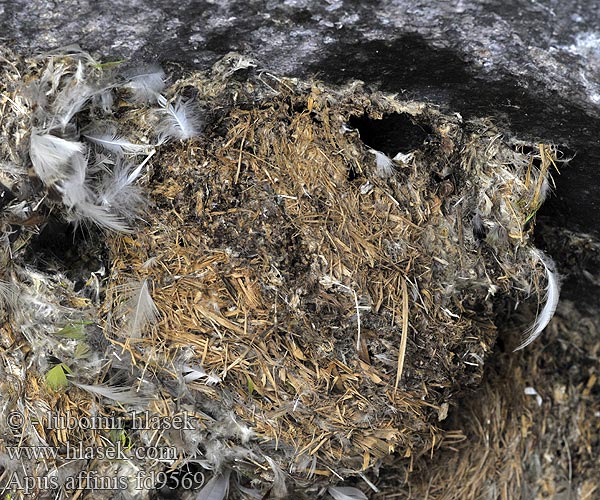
(26, 220, 105, 289)
(349, 112, 433, 157)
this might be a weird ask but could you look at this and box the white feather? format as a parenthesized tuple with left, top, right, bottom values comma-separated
(328, 486, 368, 500)
(182, 364, 208, 383)
(52, 81, 94, 127)
(370, 149, 395, 178)
(29, 131, 85, 184)
(157, 95, 202, 142)
(93, 88, 114, 114)
(83, 124, 151, 155)
(123, 280, 160, 337)
(71, 382, 149, 405)
(57, 152, 93, 209)
(0, 280, 18, 312)
(195, 470, 230, 500)
(124, 65, 166, 103)
(68, 202, 132, 233)
(515, 249, 560, 351)
(96, 158, 146, 220)
(265, 456, 287, 498)
(182, 365, 222, 385)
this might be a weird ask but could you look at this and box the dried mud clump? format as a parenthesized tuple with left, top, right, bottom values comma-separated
(0, 48, 558, 498)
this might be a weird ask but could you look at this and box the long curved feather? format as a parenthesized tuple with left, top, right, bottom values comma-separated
(514, 248, 560, 351)
(84, 125, 151, 155)
(71, 382, 149, 405)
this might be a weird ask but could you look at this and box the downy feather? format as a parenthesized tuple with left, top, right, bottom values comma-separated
(71, 382, 149, 405)
(92, 89, 114, 114)
(88, 152, 116, 175)
(96, 157, 146, 220)
(26, 60, 66, 109)
(328, 486, 369, 500)
(182, 365, 222, 385)
(370, 149, 395, 178)
(52, 81, 95, 128)
(124, 65, 166, 103)
(83, 124, 151, 155)
(68, 202, 131, 233)
(29, 131, 85, 184)
(538, 175, 553, 205)
(157, 95, 202, 142)
(265, 457, 288, 498)
(515, 248, 560, 351)
(57, 152, 93, 209)
(235, 485, 262, 499)
(123, 279, 160, 337)
(0, 280, 18, 312)
(195, 470, 230, 500)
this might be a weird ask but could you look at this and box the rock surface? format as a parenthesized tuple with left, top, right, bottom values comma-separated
(2, 0, 598, 299)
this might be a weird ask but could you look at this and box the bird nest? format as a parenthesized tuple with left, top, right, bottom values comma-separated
(0, 48, 559, 499)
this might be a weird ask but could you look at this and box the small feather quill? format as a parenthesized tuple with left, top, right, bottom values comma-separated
(514, 249, 560, 351)
(71, 382, 149, 405)
(157, 95, 201, 142)
(182, 365, 222, 385)
(123, 280, 160, 337)
(83, 124, 152, 155)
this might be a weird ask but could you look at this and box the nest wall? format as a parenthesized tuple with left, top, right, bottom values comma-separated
(0, 49, 558, 498)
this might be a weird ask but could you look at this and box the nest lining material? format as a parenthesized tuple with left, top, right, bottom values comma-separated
(0, 48, 559, 498)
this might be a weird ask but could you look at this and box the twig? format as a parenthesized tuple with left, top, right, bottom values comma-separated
(353, 288, 361, 352)
(395, 279, 409, 392)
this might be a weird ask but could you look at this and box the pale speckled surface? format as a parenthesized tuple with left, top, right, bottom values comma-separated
(2, 0, 600, 113)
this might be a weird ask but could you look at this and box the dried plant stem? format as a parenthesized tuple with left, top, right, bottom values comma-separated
(395, 279, 409, 392)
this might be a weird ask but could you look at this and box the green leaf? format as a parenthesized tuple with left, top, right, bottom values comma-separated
(93, 59, 127, 70)
(109, 429, 133, 450)
(74, 342, 91, 359)
(45, 363, 72, 390)
(54, 321, 93, 340)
